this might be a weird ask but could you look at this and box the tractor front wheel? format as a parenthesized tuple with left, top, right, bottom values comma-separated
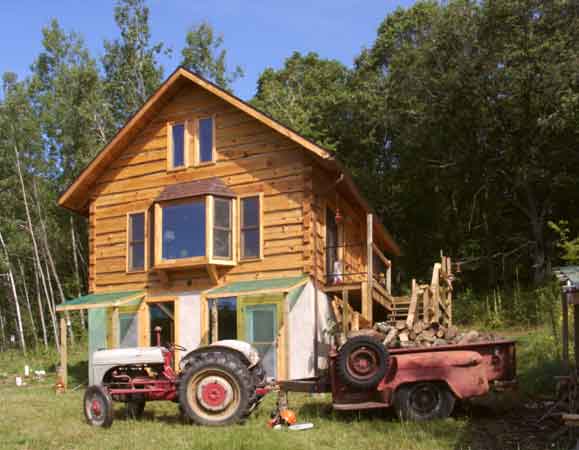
(83, 385, 114, 428)
(178, 352, 253, 426)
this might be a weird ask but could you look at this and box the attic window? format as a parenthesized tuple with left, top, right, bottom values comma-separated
(196, 117, 215, 164)
(169, 122, 187, 169)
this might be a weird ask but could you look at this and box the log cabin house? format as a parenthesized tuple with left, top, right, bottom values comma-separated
(55, 67, 400, 385)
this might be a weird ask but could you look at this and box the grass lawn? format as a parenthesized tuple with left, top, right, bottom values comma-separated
(0, 327, 569, 450)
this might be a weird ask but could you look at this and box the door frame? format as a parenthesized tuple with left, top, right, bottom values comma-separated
(238, 293, 286, 379)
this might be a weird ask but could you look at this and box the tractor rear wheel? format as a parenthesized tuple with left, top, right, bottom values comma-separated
(83, 385, 114, 428)
(178, 352, 254, 426)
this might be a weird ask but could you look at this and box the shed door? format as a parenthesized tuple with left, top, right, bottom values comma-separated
(244, 304, 277, 378)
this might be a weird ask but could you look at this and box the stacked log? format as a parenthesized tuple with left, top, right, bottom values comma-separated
(372, 321, 499, 349)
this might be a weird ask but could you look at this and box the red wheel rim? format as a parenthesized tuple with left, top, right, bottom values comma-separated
(91, 398, 102, 417)
(347, 346, 379, 379)
(201, 382, 227, 408)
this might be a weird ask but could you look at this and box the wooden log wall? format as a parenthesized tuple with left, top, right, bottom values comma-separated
(89, 84, 313, 293)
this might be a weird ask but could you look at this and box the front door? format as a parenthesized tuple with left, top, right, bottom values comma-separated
(244, 304, 277, 378)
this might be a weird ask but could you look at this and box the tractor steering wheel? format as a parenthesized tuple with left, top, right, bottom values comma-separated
(166, 343, 187, 352)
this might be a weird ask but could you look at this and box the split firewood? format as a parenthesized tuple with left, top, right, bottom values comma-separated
(458, 330, 480, 344)
(445, 326, 458, 340)
(395, 321, 406, 331)
(383, 327, 398, 347)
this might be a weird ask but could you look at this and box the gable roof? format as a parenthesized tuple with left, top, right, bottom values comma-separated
(58, 67, 400, 256)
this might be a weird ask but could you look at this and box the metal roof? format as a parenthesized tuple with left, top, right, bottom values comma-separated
(155, 177, 235, 202)
(553, 266, 579, 290)
(55, 290, 145, 312)
(205, 276, 307, 298)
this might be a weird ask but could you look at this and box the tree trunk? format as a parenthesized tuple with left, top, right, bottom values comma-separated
(0, 305, 6, 351)
(34, 180, 75, 345)
(34, 267, 49, 349)
(70, 216, 85, 330)
(18, 260, 38, 347)
(12, 143, 60, 352)
(0, 230, 26, 353)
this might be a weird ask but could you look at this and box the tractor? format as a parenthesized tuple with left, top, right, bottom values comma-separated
(83, 329, 268, 428)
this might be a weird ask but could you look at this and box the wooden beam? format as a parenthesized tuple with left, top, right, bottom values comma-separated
(342, 289, 349, 335)
(364, 213, 373, 323)
(372, 243, 391, 269)
(207, 264, 219, 285)
(59, 316, 68, 391)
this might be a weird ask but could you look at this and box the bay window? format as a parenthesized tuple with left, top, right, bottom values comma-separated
(153, 191, 235, 269)
(213, 197, 232, 259)
(161, 199, 206, 260)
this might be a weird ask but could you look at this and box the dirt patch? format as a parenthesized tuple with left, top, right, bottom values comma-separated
(455, 399, 572, 450)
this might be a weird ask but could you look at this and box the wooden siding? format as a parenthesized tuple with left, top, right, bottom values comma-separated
(90, 84, 310, 293)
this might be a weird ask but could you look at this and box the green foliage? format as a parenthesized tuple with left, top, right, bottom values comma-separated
(252, 52, 352, 151)
(180, 22, 243, 90)
(549, 220, 579, 264)
(102, 0, 166, 130)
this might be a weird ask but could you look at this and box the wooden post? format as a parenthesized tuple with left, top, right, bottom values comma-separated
(210, 300, 218, 343)
(386, 263, 392, 295)
(562, 291, 569, 371)
(364, 213, 373, 323)
(111, 307, 119, 348)
(342, 289, 349, 335)
(59, 316, 67, 391)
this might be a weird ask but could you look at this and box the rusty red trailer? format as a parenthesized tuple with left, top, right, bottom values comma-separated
(279, 339, 516, 421)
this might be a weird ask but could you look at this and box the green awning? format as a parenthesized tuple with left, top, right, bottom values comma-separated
(205, 276, 308, 298)
(56, 290, 145, 312)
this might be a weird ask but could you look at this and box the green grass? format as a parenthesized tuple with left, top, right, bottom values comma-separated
(0, 327, 567, 450)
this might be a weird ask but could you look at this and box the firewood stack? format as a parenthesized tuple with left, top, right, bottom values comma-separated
(373, 320, 499, 348)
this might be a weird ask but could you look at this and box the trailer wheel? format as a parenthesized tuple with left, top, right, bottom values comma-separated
(394, 382, 456, 421)
(83, 385, 114, 428)
(125, 399, 146, 419)
(178, 352, 253, 426)
(336, 335, 389, 389)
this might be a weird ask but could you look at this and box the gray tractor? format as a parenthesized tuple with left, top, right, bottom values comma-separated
(83, 337, 268, 428)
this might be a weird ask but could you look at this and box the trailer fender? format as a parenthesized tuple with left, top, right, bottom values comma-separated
(387, 350, 489, 400)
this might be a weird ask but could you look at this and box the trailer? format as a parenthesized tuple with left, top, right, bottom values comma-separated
(279, 336, 516, 421)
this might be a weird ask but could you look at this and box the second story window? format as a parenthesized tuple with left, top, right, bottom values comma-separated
(197, 117, 214, 164)
(128, 212, 146, 271)
(213, 197, 232, 259)
(169, 122, 186, 169)
(240, 195, 261, 260)
(161, 200, 206, 260)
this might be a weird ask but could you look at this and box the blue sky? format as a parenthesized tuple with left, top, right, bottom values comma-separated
(0, 0, 414, 100)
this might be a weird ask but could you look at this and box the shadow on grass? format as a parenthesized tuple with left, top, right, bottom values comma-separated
(47, 359, 89, 387)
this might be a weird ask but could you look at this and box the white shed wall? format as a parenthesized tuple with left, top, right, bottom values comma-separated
(288, 281, 333, 379)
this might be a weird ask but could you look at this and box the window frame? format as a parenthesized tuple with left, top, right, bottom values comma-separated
(166, 120, 190, 171)
(154, 196, 209, 268)
(194, 115, 216, 166)
(126, 211, 148, 273)
(210, 196, 235, 262)
(238, 193, 264, 261)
